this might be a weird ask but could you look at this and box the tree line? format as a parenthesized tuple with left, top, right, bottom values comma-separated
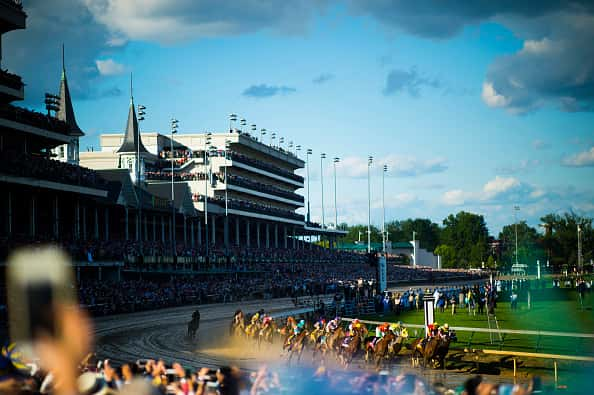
(338, 211, 593, 271)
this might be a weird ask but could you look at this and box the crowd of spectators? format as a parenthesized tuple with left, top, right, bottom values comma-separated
(0, 104, 70, 135)
(0, 151, 111, 190)
(145, 171, 208, 182)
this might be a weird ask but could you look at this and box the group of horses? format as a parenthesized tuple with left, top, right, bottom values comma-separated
(228, 311, 457, 369)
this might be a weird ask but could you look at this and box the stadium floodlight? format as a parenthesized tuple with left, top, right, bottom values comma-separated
(367, 156, 373, 253)
(270, 131, 276, 147)
(229, 113, 237, 132)
(333, 157, 340, 230)
(279, 137, 285, 149)
(44, 93, 60, 115)
(260, 128, 267, 143)
(240, 118, 247, 133)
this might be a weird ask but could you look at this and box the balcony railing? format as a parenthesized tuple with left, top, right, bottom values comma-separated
(226, 151, 304, 183)
(194, 195, 304, 222)
(227, 174, 304, 203)
(0, 70, 24, 91)
(0, 104, 70, 135)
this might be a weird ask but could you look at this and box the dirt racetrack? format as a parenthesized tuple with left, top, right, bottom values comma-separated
(94, 280, 563, 390)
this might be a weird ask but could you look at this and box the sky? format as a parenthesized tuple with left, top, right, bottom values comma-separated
(4, 0, 594, 236)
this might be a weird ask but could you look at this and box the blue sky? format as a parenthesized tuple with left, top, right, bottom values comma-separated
(5, 0, 594, 236)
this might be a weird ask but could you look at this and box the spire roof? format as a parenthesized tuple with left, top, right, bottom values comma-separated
(57, 45, 84, 137)
(117, 74, 149, 154)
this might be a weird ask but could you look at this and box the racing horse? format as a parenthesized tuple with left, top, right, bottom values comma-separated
(411, 331, 456, 368)
(187, 316, 200, 340)
(258, 319, 277, 348)
(338, 326, 367, 368)
(285, 329, 308, 365)
(365, 328, 409, 368)
(230, 310, 245, 338)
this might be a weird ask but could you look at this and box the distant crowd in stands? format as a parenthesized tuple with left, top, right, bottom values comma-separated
(0, 104, 70, 134)
(0, 69, 23, 90)
(0, 151, 110, 190)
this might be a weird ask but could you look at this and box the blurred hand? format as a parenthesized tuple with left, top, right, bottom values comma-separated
(35, 304, 93, 395)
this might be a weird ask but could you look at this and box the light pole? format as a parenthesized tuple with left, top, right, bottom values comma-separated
(367, 155, 373, 253)
(224, 139, 231, 217)
(240, 118, 246, 133)
(578, 223, 583, 272)
(333, 157, 339, 229)
(320, 153, 326, 228)
(137, 104, 146, 254)
(279, 137, 285, 150)
(260, 128, 266, 143)
(289, 141, 294, 155)
(229, 113, 237, 132)
(170, 118, 178, 255)
(306, 149, 312, 223)
(251, 124, 257, 139)
(271, 131, 276, 147)
(382, 164, 388, 253)
(296, 145, 301, 159)
(514, 205, 520, 267)
(204, 132, 212, 258)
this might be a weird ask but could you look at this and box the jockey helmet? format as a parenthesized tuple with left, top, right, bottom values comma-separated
(443, 323, 449, 330)
(298, 320, 305, 328)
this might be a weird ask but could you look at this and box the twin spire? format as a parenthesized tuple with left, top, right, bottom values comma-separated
(57, 44, 83, 137)
(116, 72, 148, 154)
(58, 44, 147, 154)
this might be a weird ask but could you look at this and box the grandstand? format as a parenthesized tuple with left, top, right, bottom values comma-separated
(80, 126, 346, 250)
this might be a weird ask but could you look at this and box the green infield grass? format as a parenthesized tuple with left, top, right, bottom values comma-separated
(352, 291, 594, 356)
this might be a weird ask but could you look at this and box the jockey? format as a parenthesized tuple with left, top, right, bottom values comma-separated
(438, 323, 450, 339)
(294, 319, 306, 335)
(251, 312, 260, 324)
(313, 318, 325, 331)
(325, 317, 340, 333)
(389, 322, 401, 336)
(348, 318, 361, 335)
(372, 322, 389, 347)
(262, 316, 273, 328)
(375, 322, 389, 339)
(427, 322, 439, 338)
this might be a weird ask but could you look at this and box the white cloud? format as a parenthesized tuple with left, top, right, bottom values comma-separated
(336, 154, 447, 179)
(82, 0, 327, 44)
(482, 176, 520, 199)
(562, 147, 594, 167)
(95, 58, 126, 76)
(442, 189, 467, 206)
(481, 82, 510, 108)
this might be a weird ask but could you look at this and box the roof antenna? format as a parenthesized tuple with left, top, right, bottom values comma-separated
(62, 43, 65, 71)
(130, 72, 133, 103)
